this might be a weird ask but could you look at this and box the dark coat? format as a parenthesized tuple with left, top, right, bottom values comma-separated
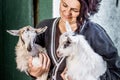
(35, 18, 120, 80)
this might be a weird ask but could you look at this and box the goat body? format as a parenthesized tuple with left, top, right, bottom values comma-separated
(57, 21, 107, 80)
(57, 33, 107, 80)
(7, 26, 48, 80)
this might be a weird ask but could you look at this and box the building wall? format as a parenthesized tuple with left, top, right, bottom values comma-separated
(53, 0, 60, 18)
(2, 0, 33, 80)
(38, 0, 52, 22)
(0, 0, 3, 79)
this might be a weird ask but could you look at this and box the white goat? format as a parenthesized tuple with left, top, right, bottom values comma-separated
(57, 22, 107, 80)
(7, 26, 48, 80)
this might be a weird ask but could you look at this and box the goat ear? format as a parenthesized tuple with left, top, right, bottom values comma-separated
(65, 21, 72, 32)
(36, 26, 48, 34)
(67, 36, 72, 42)
(6, 30, 19, 36)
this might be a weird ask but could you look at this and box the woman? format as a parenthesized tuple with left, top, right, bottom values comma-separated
(28, 0, 120, 80)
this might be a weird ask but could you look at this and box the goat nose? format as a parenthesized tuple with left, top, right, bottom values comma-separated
(27, 47, 31, 52)
(56, 51, 61, 58)
(57, 51, 59, 54)
(27, 44, 32, 52)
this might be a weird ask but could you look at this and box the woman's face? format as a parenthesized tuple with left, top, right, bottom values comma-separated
(60, 0, 80, 23)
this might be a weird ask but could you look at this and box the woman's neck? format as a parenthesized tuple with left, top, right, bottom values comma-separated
(58, 19, 78, 33)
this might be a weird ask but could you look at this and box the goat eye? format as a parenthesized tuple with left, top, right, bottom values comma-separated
(64, 40, 71, 48)
(27, 28, 29, 31)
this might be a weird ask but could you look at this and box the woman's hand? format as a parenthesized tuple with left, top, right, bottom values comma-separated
(28, 53, 50, 78)
(61, 67, 72, 80)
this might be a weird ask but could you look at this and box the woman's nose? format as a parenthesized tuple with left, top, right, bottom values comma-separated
(65, 8, 71, 16)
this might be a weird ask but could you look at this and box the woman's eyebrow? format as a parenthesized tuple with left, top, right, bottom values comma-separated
(62, 0, 67, 5)
(72, 8, 79, 11)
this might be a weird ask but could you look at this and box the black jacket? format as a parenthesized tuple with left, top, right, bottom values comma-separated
(35, 18, 120, 80)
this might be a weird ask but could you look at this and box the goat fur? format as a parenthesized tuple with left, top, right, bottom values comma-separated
(57, 22, 107, 80)
(7, 26, 48, 80)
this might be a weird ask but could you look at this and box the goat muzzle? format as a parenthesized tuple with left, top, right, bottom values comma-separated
(27, 44, 32, 52)
(56, 51, 62, 58)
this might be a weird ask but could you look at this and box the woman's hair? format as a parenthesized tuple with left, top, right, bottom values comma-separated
(77, 0, 102, 25)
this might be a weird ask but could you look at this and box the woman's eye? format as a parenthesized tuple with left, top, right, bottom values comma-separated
(72, 9, 79, 12)
(73, 10, 79, 12)
(63, 3, 67, 7)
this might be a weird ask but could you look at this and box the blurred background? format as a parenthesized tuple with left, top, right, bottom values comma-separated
(0, 0, 120, 80)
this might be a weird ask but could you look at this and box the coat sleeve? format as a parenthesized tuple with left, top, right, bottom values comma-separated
(92, 25, 120, 68)
(90, 24, 120, 80)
